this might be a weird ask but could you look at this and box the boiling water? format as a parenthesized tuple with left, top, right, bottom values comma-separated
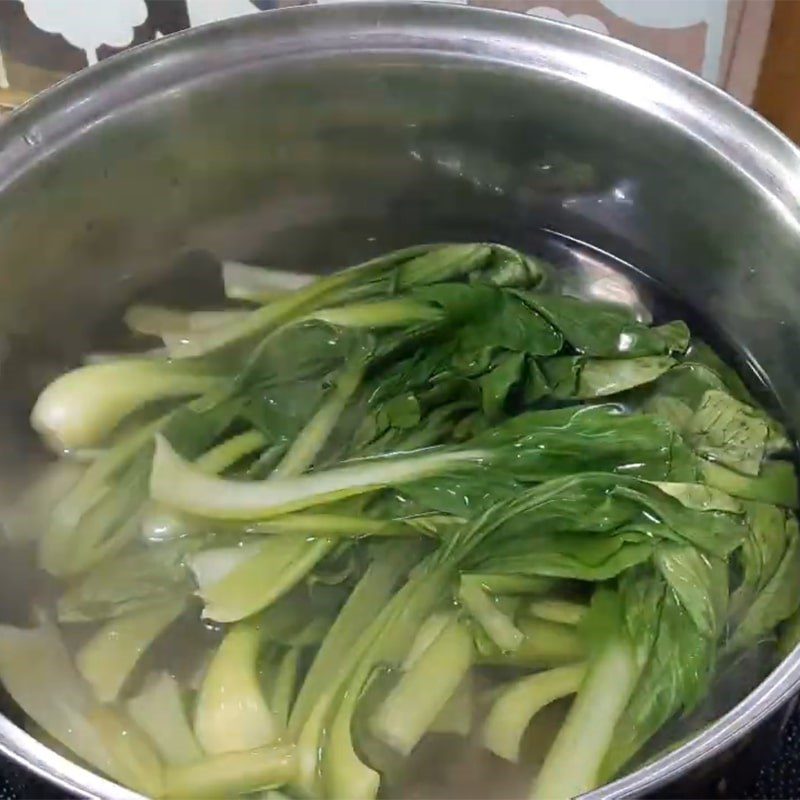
(0, 231, 792, 797)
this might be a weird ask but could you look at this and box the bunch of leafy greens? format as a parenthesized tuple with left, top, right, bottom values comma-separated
(3, 242, 797, 800)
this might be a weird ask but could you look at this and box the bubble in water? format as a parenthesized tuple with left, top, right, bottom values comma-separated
(21, 129, 42, 148)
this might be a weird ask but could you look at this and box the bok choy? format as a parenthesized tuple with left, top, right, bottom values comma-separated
(1, 242, 796, 800)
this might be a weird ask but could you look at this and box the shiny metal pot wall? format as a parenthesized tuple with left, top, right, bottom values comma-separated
(1, 4, 800, 798)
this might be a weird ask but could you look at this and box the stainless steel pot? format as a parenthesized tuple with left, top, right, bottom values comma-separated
(1, 4, 800, 798)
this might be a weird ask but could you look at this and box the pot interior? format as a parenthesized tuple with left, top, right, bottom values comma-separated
(0, 5, 799, 797)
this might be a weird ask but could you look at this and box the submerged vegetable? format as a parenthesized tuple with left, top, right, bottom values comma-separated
(76, 596, 186, 703)
(127, 672, 203, 766)
(191, 536, 335, 622)
(5, 242, 797, 800)
(163, 743, 296, 799)
(0, 618, 164, 795)
(369, 613, 473, 755)
(31, 360, 224, 452)
(194, 617, 280, 753)
(532, 594, 639, 799)
(483, 662, 586, 762)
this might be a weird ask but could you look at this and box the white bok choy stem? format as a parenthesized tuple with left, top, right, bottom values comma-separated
(127, 672, 204, 766)
(526, 599, 588, 627)
(272, 360, 365, 478)
(319, 566, 450, 799)
(194, 617, 280, 754)
(459, 575, 524, 652)
(194, 429, 268, 474)
(142, 509, 418, 542)
(169, 264, 352, 358)
(288, 545, 422, 795)
(172, 244, 484, 357)
(141, 429, 268, 542)
(3, 460, 84, 545)
(191, 536, 334, 623)
(429, 675, 473, 735)
(530, 624, 639, 799)
(76, 595, 186, 703)
(186, 541, 265, 589)
(163, 742, 296, 799)
(184, 362, 365, 620)
(222, 261, 316, 302)
(369, 613, 473, 756)
(306, 297, 443, 329)
(150, 435, 486, 520)
(124, 305, 249, 338)
(268, 647, 302, 728)
(31, 360, 224, 452)
(402, 613, 451, 669)
(476, 616, 585, 668)
(482, 663, 586, 762)
(0, 618, 163, 796)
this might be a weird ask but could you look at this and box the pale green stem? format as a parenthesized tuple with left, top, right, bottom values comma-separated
(429, 674, 473, 736)
(270, 647, 301, 728)
(273, 362, 364, 479)
(150, 435, 484, 520)
(476, 617, 585, 668)
(197, 537, 334, 623)
(127, 672, 203, 766)
(195, 429, 268, 474)
(163, 743, 296, 799)
(76, 595, 186, 702)
(531, 637, 639, 799)
(526, 599, 588, 627)
(459, 575, 524, 652)
(482, 663, 586, 762)
(370, 614, 473, 756)
(307, 298, 442, 328)
(194, 618, 279, 754)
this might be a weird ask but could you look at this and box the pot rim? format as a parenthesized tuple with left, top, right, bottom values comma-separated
(2, 4, 800, 798)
